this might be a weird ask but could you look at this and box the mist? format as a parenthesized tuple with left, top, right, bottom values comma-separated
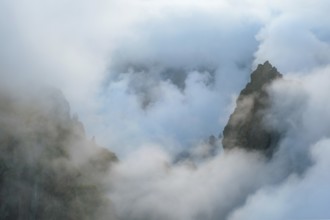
(1, 0, 330, 219)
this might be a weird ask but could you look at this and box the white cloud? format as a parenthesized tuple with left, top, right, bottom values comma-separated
(2, 0, 330, 219)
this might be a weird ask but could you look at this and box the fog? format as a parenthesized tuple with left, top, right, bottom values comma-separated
(1, 0, 330, 219)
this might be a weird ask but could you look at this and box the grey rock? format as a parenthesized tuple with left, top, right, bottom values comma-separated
(0, 88, 118, 220)
(222, 61, 282, 156)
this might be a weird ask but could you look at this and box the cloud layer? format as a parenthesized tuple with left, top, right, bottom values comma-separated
(2, 0, 330, 219)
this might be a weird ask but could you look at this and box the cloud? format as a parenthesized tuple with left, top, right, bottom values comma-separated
(254, 0, 330, 72)
(0, 0, 262, 154)
(2, 0, 330, 219)
(93, 4, 264, 153)
(228, 139, 330, 220)
(105, 64, 330, 220)
(109, 147, 269, 220)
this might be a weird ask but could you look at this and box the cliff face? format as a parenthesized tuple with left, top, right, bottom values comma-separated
(222, 61, 282, 155)
(0, 88, 117, 220)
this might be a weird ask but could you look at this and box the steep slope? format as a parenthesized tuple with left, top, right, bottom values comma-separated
(0, 88, 117, 220)
(222, 61, 282, 155)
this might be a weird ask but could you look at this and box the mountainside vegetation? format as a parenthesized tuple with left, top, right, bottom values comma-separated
(0, 88, 117, 220)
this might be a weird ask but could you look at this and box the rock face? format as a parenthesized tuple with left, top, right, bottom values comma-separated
(222, 61, 282, 155)
(0, 88, 117, 220)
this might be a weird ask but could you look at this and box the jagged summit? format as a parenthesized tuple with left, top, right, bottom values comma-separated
(222, 61, 282, 156)
(240, 61, 282, 96)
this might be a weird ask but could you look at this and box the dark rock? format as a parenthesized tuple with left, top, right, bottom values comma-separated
(0, 88, 118, 220)
(222, 61, 282, 156)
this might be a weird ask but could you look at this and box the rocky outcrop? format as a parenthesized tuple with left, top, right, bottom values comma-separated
(0, 88, 117, 220)
(222, 61, 282, 156)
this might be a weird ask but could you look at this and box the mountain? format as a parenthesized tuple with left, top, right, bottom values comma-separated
(222, 61, 283, 156)
(0, 88, 117, 220)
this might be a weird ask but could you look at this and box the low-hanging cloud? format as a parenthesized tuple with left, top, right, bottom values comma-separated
(227, 68, 330, 219)
(105, 64, 330, 220)
(2, 0, 330, 219)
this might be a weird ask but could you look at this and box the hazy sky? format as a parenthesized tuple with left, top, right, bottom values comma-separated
(1, 1, 330, 219)
(1, 0, 330, 154)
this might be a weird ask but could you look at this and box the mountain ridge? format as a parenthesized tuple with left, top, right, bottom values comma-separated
(222, 61, 283, 156)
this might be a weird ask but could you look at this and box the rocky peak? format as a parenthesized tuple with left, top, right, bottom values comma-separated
(240, 61, 282, 96)
(222, 61, 282, 156)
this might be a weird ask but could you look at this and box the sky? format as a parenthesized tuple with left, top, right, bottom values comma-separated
(1, 0, 330, 219)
